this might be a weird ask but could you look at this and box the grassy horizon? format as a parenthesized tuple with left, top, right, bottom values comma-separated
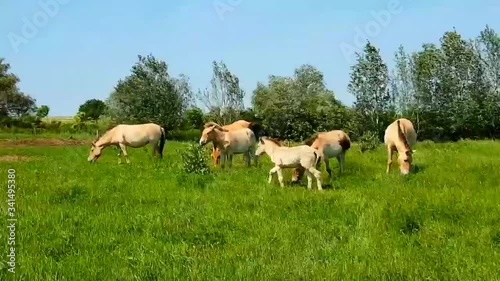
(0, 137, 499, 280)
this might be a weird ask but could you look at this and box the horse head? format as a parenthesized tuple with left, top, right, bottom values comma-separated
(396, 120, 413, 175)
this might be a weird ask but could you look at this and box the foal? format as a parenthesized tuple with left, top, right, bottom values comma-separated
(255, 137, 323, 190)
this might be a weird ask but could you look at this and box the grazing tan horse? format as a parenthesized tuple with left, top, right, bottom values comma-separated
(292, 130, 351, 183)
(256, 137, 323, 190)
(384, 118, 417, 175)
(205, 120, 261, 166)
(199, 123, 258, 169)
(87, 123, 166, 164)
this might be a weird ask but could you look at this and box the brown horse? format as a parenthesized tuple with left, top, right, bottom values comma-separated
(204, 120, 261, 165)
(87, 123, 166, 164)
(199, 123, 258, 169)
(292, 130, 351, 183)
(384, 118, 417, 175)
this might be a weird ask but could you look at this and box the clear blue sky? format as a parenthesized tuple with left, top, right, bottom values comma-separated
(1, 0, 499, 116)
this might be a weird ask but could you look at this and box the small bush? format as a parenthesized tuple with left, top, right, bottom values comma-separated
(359, 131, 380, 152)
(179, 143, 211, 175)
(177, 143, 213, 189)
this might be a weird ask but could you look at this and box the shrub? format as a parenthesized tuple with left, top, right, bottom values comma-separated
(359, 131, 380, 152)
(177, 143, 213, 189)
(179, 143, 211, 175)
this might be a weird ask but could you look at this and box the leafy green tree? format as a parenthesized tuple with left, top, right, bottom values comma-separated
(474, 25, 500, 136)
(198, 61, 244, 125)
(107, 54, 193, 129)
(0, 58, 37, 117)
(78, 99, 107, 121)
(411, 43, 446, 139)
(184, 107, 205, 129)
(348, 41, 392, 138)
(36, 105, 50, 118)
(391, 45, 417, 117)
(252, 64, 347, 140)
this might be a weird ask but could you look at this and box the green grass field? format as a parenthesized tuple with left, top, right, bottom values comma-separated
(1, 134, 499, 280)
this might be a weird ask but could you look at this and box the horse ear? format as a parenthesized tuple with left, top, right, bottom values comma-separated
(259, 137, 265, 144)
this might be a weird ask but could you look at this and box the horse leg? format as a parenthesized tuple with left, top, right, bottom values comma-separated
(276, 167, 285, 187)
(116, 144, 123, 164)
(255, 153, 260, 167)
(386, 146, 394, 174)
(220, 151, 226, 169)
(336, 152, 345, 174)
(304, 169, 313, 190)
(119, 144, 130, 164)
(245, 151, 251, 167)
(227, 154, 233, 168)
(152, 142, 158, 157)
(308, 166, 323, 191)
(268, 166, 279, 184)
(324, 157, 332, 178)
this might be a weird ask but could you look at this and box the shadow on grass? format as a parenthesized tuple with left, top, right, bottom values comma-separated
(289, 180, 343, 191)
(412, 164, 426, 174)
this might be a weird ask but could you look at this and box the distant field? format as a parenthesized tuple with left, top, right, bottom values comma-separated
(42, 116, 75, 123)
(0, 134, 499, 280)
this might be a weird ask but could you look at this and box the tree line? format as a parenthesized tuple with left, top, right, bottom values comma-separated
(1, 25, 499, 143)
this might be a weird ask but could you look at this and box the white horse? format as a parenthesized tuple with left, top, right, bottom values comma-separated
(87, 123, 166, 164)
(255, 137, 323, 190)
(199, 123, 258, 169)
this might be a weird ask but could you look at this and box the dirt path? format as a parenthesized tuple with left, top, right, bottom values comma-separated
(0, 155, 38, 162)
(0, 138, 88, 147)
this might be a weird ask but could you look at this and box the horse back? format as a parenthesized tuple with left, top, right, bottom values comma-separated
(224, 120, 251, 131)
(223, 128, 255, 152)
(384, 118, 416, 148)
(311, 130, 350, 156)
(116, 123, 162, 144)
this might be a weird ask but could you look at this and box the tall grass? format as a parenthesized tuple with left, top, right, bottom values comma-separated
(0, 138, 499, 280)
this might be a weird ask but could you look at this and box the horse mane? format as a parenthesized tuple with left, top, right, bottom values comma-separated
(304, 133, 319, 146)
(397, 120, 410, 150)
(263, 137, 282, 146)
(203, 121, 219, 128)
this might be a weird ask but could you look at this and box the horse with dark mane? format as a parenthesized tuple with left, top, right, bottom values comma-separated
(292, 130, 351, 183)
(204, 120, 262, 166)
(384, 118, 417, 175)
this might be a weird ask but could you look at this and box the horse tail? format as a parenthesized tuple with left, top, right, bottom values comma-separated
(158, 125, 167, 159)
(339, 134, 351, 152)
(248, 121, 262, 140)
